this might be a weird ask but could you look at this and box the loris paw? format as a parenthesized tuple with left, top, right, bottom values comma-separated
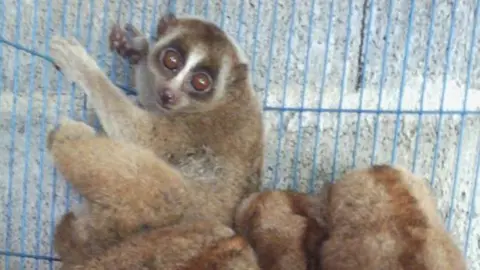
(50, 36, 101, 83)
(47, 118, 96, 150)
(109, 23, 148, 64)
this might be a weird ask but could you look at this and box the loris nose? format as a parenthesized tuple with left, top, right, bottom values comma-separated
(159, 88, 177, 105)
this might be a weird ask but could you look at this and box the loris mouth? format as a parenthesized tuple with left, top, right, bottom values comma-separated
(156, 103, 173, 113)
(136, 98, 173, 115)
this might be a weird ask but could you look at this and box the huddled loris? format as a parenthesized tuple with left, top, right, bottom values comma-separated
(235, 164, 467, 270)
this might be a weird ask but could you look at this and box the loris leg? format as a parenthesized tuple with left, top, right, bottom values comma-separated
(49, 36, 191, 151)
(47, 119, 192, 227)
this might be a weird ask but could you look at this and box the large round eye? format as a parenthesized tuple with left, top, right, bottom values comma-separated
(161, 48, 183, 71)
(191, 72, 212, 92)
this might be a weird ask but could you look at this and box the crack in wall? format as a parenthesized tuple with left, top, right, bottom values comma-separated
(355, 0, 370, 92)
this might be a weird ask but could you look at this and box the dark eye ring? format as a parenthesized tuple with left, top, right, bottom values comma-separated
(191, 72, 212, 92)
(161, 48, 183, 71)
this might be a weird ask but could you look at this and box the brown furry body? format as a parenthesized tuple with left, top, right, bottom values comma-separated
(316, 165, 466, 270)
(235, 190, 326, 270)
(59, 220, 260, 270)
(233, 165, 466, 270)
(48, 15, 263, 266)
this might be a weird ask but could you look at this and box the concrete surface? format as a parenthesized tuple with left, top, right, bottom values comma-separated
(1, 0, 479, 269)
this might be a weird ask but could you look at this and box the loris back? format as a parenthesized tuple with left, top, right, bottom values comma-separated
(318, 165, 466, 270)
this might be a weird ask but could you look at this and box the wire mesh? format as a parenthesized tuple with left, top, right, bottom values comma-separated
(0, 0, 479, 269)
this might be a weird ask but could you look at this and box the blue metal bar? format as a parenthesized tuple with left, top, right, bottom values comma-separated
(19, 0, 41, 267)
(309, 0, 334, 193)
(35, 0, 54, 266)
(249, 0, 262, 80)
(5, 1, 23, 268)
(391, 0, 416, 164)
(332, 0, 354, 181)
(48, 0, 69, 268)
(463, 0, 480, 256)
(464, 133, 480, 256)
(448, 0, 479, 232)
(272, 0, 296, 188)
(370, 0, 394, 165)
(352, 0, 374, 168)
(430, 0, 458, 186)
(412, 0, 437, 173)
(291, 0, 315, 190)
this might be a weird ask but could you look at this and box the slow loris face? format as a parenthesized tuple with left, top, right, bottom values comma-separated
(144, 14, 248, 114)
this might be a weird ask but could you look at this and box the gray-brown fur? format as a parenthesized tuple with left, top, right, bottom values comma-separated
(234, 190, 327, 270)
(314, 165, 466, 270)
(60, 221, 260, 270)
(47, 13, 264, 266)
(233, 165, 465, 270)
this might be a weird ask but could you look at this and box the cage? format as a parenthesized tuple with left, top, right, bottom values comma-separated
(0, 0, 479, 269)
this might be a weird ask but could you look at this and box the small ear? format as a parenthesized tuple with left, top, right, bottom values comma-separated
(157, 12, 177, 37)
(230, 63, 249, 84)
